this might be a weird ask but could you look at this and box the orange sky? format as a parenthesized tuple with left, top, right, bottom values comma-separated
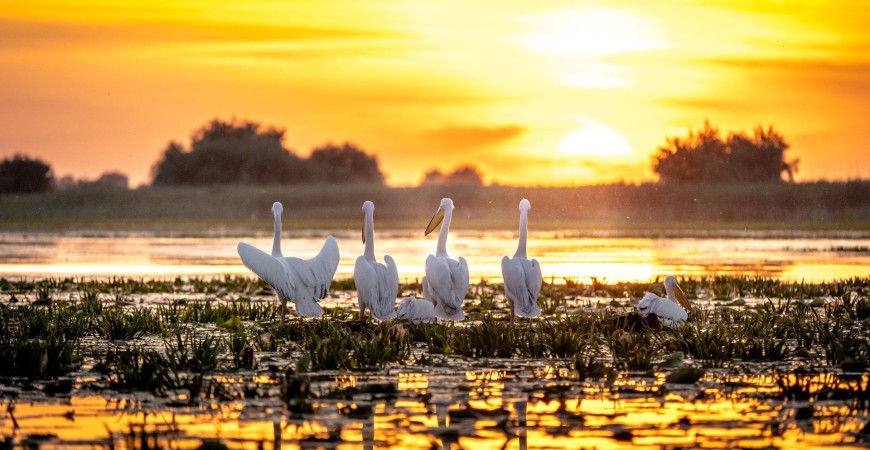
(1, 0, 868, 186)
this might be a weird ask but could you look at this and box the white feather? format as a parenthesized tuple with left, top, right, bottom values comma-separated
(501, 199, 542, 318)
(423, 198, 469, 321)
(237, 202, 339, 318)
(396, 296, 435, 323)
(353, 202, 399, 320)
(637, 276, 689, 327)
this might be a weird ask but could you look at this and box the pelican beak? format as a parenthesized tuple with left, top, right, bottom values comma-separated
(425, 207, 445, 236)
(361, 223, 366, 244)
(674, 284, 691, 310)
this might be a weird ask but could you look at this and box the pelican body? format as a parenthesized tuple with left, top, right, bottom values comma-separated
(237, 202, 340, 320)
(637, 276, 691, 327)
(353, 201, 399, 320)
(396, 296, 436, 323)
(501, 198, 542, 322)
(422, 198, 469, 321)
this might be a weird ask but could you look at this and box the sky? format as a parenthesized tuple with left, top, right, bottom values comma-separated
(1, 0, 869, 187)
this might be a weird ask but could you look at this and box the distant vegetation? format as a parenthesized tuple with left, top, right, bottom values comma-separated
(151, 119, 384, 186)
(421, 165, 485, 186)
(653, 122, 799, 183)
(1, 182, 868, 232)
(0, 154, 53, 194)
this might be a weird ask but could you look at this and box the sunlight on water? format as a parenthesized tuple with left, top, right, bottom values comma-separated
(3, 370, 868, 449)
(0, 230, 868, 282)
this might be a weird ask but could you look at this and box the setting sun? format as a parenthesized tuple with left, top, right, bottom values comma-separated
(558, 120, 634, 157)
(0, 0, 868, 185)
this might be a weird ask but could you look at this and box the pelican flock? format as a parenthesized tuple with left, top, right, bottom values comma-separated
(237, 202, 340, 320)
(353, 201, 399, 320)
(236, 199, 692, 326)
(637, 275, 691, 327)
(422, 198, 470, 321)
(501, 198, 542, 322)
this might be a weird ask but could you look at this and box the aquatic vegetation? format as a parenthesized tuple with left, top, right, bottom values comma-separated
(1, 275, 869, 449)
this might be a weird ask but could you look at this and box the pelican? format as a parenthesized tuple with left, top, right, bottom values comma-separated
(501, 198, 542, 322)
(422, 198, 469, 321)
(396, 296, 436, 323)
(353, 201, 398, 320)
(637, 276, 691, 327)
(237, 202, 340, 320)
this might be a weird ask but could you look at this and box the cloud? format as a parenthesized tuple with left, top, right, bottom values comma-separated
(424, 125, 525, 149)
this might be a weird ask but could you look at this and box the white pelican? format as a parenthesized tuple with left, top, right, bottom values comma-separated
(353, 201, 398, 320)
(422, 198, 469, 321)
(501, 198, 542, 322)
(237, 202, 340, 320)
(396, 296, 435, 323)
(637, 276, 691, 327)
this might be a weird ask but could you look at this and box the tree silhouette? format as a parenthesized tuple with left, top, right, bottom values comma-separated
(151, 119, 307, 186)
(308, 142, 384, 184)
(0, 154, 53, 194)
(421, 165, 484, 186)
(653, 122, 798, 183)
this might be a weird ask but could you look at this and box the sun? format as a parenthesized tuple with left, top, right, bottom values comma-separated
(558, 122, 633, 156)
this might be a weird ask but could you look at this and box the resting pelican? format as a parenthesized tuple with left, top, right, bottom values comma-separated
(422, 198, 469, 321)
(353, 201, 398, 320)
(237, 202, 340, 320)
(396, 296, 436, 323)
(501, 198, 542, 322)
(637, 276, 691, 327)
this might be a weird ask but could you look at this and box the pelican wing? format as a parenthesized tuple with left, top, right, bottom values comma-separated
(426, 255, 466, 311)
(374, 255, 399, 319)
(450, 256, 470, 303)
(397, 296, 435, 323)
(524, 258, 543, 301)
(292, 235, 340, 300)
(237, 242, 297, 298)
(502, 256, 542, 317)
(354, 256, 378, 312)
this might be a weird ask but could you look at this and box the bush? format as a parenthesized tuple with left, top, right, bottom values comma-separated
(0, 154, 53, 194)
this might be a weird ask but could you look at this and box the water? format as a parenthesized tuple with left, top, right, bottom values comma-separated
(1, 229, 868, 282)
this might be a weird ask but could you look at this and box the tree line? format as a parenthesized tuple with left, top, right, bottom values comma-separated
(1, 118, 803, 195)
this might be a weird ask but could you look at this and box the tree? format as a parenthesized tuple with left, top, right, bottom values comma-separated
(652, 122, 798, 183)
(0, 154, 53, 194)
(151, 119, 307, 186)
(420, 165, 484, 186)
(308, 142, 385, 184)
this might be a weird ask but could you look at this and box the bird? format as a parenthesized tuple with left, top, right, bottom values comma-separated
(396, 296, 436, 323)
(422, 198, 469, 321)
(501, 198, 542, 323)
(353, 201, 398, 320)
(636, 276, 691, 327)
(237, 201, 340, 321)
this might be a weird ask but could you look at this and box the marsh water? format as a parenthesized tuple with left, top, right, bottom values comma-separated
(2, 229, 870, 449)
(1, 229, 869, 282)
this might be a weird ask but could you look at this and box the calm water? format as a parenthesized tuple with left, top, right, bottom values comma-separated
(1, 230, 868, 282)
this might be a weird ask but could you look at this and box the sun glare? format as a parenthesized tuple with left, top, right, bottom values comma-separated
(558, 121, 633, 156)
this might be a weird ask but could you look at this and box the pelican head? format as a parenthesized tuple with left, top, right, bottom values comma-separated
(425, 198, 454, 236)
(664, 276, 691, 310)
(271, 202, 283, 217)
(637, 292, 658, 315)
(519, 198, 531, 211)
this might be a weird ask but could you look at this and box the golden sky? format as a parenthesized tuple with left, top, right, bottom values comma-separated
(1, 0, 868, 186)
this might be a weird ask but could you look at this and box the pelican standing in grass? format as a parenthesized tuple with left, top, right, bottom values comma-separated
(422, 198, 469, 321)
(396, 296, 436, 323)
(353, 201, 398, 320)
(237, 202, 340, 321)
(637, 276, 691, 327)
(501, 198, 542, 323)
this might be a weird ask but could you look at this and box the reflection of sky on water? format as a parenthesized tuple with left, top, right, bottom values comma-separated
(0, 230, 868, 282)
(3, 371, 867, 449)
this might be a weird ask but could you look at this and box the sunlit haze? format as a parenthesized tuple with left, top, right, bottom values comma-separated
(1, 0, 868, 186)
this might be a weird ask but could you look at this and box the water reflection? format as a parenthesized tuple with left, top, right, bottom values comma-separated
(3, 370, 867, 449)
(1, 230, 868, 282)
